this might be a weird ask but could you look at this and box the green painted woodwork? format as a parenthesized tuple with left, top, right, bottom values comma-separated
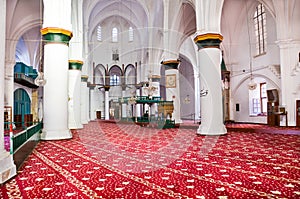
(43, 32, 72, 44)
(195, 38, 222, 49)
(11, 122, 42, 154)
(69, 62, 83, 70)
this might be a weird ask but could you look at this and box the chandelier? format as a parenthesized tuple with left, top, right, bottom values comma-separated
(144, 73, 157, 98)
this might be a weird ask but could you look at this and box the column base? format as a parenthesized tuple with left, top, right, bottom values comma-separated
(197, 124, 227, 136)
(0, 152, 16, 184)
(81, 120, 88, 125)
(69, 124, 83, 129)
(175, 119, 183, 124)
(40, 129, 72, 140)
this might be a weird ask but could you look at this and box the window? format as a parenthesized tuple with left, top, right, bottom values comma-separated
(254, 3, 267, 55)
(112, 27, 118, 42)
(252, 98, 260, 114)
(129, 27, 133, 42)
(97, 25, 102, 41)
(110, 75, 119, 86)
(260, 82, 267, 113)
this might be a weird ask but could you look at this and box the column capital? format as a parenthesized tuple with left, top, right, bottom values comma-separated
(87, 82, 96, 89)
(104, 85, 110, 91)
(161, 59, 180, 70)
(151, 75, 161, 82)
(81, 75, 88, 82)
(194, 33, 223, 50)
(69, 60, 83, 70)
(41, 27, 73, 45)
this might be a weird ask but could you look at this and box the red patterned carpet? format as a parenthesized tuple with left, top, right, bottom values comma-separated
(1, 121, 299, 198)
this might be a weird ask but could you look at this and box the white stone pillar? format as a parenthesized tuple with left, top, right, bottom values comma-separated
(162, 60, 182, 124)
(277, 40, 300, 126)
(194, 33, 227, 135)
(89, 84, 96, 120)
(194, 71, 201, 121)
(4, 61, 14, 110)
(135, 87, 141, 117)
(80, 75, 88, 124)
(121, 90, 127, 118)
(104, 87, 110, 120)
(0, 0, 16, 184)
(85, 84, 90, 122)
(40, 0, 73, 140)
(68, 60, 83, 129)
(150, 75, 161, 117)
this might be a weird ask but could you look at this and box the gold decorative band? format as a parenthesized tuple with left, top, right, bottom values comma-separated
(69, 60, 84, 65)
(161, 60, 180, 65)
(194, 33, 223, 43)
(41, 27, 73, 37)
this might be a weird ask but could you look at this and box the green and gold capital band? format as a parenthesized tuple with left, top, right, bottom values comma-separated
(41, 27, 73, 45)
(81, 75, 88, 82)
(194, 33, 223, 49)
(69, 60, 83, 70)
(161, 60, 180, 70)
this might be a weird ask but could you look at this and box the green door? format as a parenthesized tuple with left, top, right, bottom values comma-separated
(14, 88, 31, 127)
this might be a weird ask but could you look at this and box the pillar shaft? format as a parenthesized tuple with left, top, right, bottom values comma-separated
(277, 40, 300, 126)
(105, 90, 110, 120)
(163, 60, 182, 124)
(121, 90, 127, 118)
(68, 60, 83, 129)
(0, 0, 16, 184)
(42, 43, 72, 140)
(81, 76, 88, 124)
(135, 88, 141, 117)
(89, 85, 96, 120)
(198, 48, 226, 134)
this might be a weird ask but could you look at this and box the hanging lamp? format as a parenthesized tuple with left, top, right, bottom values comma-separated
(246, 1, 257, 90)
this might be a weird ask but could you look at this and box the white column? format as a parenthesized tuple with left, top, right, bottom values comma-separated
(135, 87, 141, 117)
(0, 0, 16, 184)
(85, 85, 90, 122)
(89, 85, 96, 120)
(164, 66, 182, 124)
(277, 40, 300, 126)
(4, 61, 14, 111)
(40, 0, 73, 140)
(194, 71, 201, 121)
(105, 89, 110, 120)
(151, 77, 161, 117)
(68, 61, 83, 129)
(197, 47, 226, 135)
(121, 90, 127, 118)
(80, 76, 88, 124)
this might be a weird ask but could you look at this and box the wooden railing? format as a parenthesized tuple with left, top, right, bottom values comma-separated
(10, 122, 42, 154)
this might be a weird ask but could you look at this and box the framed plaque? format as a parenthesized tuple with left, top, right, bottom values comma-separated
(166, 74, 176, 88)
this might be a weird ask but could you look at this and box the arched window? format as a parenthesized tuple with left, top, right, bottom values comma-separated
(112, 27, 118, 42)
(110, 74, 120, 86)
(254, 3, 267, 55)
(129, 27, 133, 42)
(97, 25, 102, 41)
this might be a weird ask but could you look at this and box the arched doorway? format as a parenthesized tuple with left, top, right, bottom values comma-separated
(14, 88, 31, 127)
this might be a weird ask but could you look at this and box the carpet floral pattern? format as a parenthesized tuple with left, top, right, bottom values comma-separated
(1, 121, 299, 198)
